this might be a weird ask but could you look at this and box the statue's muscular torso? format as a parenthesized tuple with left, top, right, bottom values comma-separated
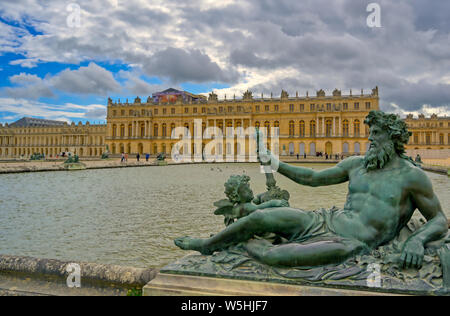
(332, 156, 421, 248)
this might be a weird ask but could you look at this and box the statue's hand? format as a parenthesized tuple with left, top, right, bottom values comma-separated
(400, 238, 424, 269)
(256, 130, 271, 165)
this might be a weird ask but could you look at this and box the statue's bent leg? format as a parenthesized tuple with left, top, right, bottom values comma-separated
(175, 207, 314, 254)
(245, 237, 366, 267)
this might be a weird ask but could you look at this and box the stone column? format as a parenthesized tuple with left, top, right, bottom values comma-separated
(322, 117, 325, 136)
(333, 117, 336, 136)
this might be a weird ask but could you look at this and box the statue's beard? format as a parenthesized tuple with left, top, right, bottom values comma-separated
(364, 141, 396, 171)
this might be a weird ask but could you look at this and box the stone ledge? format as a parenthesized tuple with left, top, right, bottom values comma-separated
(143, 273, 399, 296)
(0, 255, 157, 296)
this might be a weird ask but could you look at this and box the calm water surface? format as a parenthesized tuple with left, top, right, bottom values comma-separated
(0, 163, 448, 269)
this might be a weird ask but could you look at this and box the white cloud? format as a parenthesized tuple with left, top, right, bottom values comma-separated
(0, 97, 107, 122)
(0, 0, 449, 113)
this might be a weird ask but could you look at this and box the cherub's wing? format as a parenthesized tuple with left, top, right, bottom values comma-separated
(213, 199, 234, 215)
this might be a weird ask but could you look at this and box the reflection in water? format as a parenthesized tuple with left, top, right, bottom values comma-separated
(0, 163, 448, 268)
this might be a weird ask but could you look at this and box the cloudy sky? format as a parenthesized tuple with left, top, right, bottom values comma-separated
(0, 0, 449, 123)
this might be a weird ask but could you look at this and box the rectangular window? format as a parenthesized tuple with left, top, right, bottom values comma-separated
(343, 103, 348, 110)
(265, 105, 270, 112)
(326, 103, 331, 111)
(185, 108, 189, 113)
(255, 106, 260, 112)
(274, 105, 279, 112)
(219, 107, 224, 113)
(202, 107, 206, 113)
(300, 104, 304, 112)
(154, 109, 158, 115)
(171, 108, 175, 114)
(354, 102, 359, 110)
(163, 108, 167, 114)
(365, 102, 371, 109)
(193, 107, 197, 113)
(310, 104, 315, 111)
(228, 106, 233, 112)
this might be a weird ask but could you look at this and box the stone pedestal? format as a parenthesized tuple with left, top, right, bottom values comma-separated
(143, 246, 450, 296)
(143, 273, 394, 296)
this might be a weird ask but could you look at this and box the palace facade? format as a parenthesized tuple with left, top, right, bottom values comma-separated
(105, 87, 380, 158)
(0, 117, 106, 158)
(2, 86, 448, 160)
(405, 114, 450, 150)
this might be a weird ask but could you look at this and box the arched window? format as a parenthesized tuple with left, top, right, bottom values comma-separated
(162, 123, 167, 138)
(354, 120, 360, 137)
(309, 142, 316, 155)
(171, 123, 176, 137)
(299, 143, 305, 155)
(326, 120, 332, 137)
(153, 124, 158, 137)
(299, 121, 305, 137)
(310, 121, 316, 137)
(128, 124, 133, 137)
(120, 124, 125, 137)
(184, 123, 190, 137)
(274, 121, 279, 136)
(343, 120, 349, 137)
(264, 121, 270, 136)
(289, 121, 295, 136)
(343, 142, 349, 153)
(112, 125, 117, 137)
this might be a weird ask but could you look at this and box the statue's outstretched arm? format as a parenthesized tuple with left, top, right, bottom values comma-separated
(256, 129, 354, 187)
(276, 157, 356, 187)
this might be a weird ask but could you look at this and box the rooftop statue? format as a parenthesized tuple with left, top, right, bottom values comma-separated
(175, 111, 449, 275)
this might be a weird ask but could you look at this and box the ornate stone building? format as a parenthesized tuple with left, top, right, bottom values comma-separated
(3, 87, 448, 160)
(405, 114, 450, 150)
(0, 117, 106, 158)
(105, 87, 380, 157)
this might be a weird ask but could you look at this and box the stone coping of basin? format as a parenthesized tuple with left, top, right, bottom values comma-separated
(0, 255, 157, 290)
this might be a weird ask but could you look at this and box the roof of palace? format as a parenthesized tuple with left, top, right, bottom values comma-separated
(9, 117, 67, 127)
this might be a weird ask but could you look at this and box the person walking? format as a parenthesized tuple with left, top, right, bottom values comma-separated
(121, 153, 125, 163)
(137, 153, 140, 162)
(146, 153, 150, 162)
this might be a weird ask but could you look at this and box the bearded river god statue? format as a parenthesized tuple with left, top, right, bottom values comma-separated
(166, 111, 450, 295)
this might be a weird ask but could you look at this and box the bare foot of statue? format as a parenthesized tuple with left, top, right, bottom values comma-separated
(174, 237, 213, 255)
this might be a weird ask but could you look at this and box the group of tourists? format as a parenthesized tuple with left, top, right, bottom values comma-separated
(295, 152, 343, 160)
(120, 153, 151, 163)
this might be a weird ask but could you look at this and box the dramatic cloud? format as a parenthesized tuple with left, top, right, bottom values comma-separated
(4, 63, 121, 99)
(0, 97, 106, 122)
(0, 0, 449, 117)
(142, 47, 240, 84)
(6, 73, 54, 99)
(51, 63, 121, 95)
